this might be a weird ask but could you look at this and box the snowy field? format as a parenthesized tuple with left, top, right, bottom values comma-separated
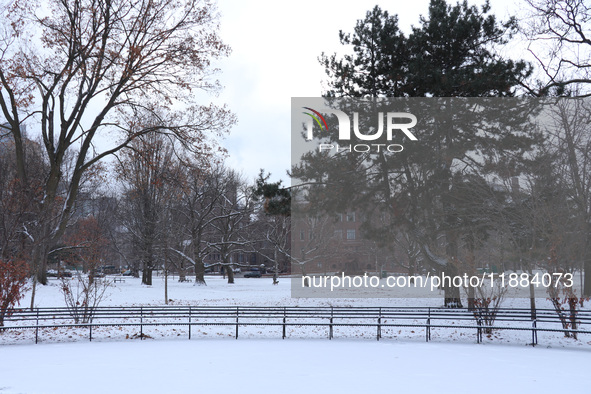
(17, 273, 587, 309)
(1, 340, 590, 394)
(3, 274, 591, 347)
(2, 274, 590, 393)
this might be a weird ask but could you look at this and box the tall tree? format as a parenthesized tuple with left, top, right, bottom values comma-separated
(295, 0, 539, 306)
(0, 0, 235, 292)
(253, 171, 291, 284)
(170, 163, 227, 285)
(405, 0, 529, 97)
(0, 132, 46, 262)
(524, 0, 591, 295)
(541, 99, 591, 296)
(208, 170, 254, 284)
(525, 0, 591, 96)
(321, 1, 530, 98)
(117, 132, 185, 286)
(320, 5, 407, 98)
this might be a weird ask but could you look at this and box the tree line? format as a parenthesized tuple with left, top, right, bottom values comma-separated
(2, 0, 591, 320)
(291, 0, 591, 316)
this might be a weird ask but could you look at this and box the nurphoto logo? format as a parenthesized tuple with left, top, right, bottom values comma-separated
(302, 106, 418, 153)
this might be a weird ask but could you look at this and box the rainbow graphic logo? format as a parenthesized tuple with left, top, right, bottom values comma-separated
(302, 107, 329, 134)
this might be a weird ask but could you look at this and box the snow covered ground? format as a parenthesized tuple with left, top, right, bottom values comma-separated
(1, 339, 589, 394)
(4, 275, 591, 347)
(17, 274, 584, 309)
(1, 274, 590, 393)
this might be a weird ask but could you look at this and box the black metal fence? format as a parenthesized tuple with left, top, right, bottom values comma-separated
(2, 306, 590, 345)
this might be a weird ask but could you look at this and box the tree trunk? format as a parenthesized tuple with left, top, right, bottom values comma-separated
(568, 297, 578, 340)
(142, 267, 153, 286)
(416, 240, 462, 307)
(444, 233, 462, 309)
(194, 257, 206, 285)
(467, 286, 475, 311)
(273, 248, 279, 285)
(442, 265, 463, 308)
(443, 287, 463, 308)
(164, 251, 168, 304)
(302, 266, 309, 287)
(465, 241, 476, 311)
(528, 268, 537, 320)
(35, 255, 49, 285)
(226, 264, 235, 284)
(584, 227, 591, 297)
(29, 276, 37, 310)
(31, 235, 52, 286)
(165, 270, 168, 304)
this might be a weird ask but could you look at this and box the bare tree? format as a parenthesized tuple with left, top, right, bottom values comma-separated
(290, 197, 341, 287)
(117, 132, 186, 286)
(252, 172, 291, 284)
(525, 0, 591, 96)
(469, 276, 509, 335)
(0, 0, 235, 306)
(253, 213, 290, 285)
(208, 171, 255, 284)
(0, 131, 47, 263)
(539, 100, 591, 296)
(0, 257, 28, 326)
(168, 164, 227, 285)
(60, 216, 112, 323)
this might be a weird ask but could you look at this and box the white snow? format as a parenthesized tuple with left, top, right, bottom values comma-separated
(2, 274, 590, 393)
(18, 274, 583, 309)
(0, 340, 589, 394)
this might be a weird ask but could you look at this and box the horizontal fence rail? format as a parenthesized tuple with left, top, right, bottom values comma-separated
(1, 306, 590, 345)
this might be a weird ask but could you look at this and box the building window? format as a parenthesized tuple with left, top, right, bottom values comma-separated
(300, 230, 305, 241)
(346, 229, 356, 240)
(346, 212, 355, 222)
(334, 230, 342, 239)
(336, 213, 343, 222)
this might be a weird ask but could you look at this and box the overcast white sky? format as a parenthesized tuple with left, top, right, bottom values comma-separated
(211, 0, 523, 185)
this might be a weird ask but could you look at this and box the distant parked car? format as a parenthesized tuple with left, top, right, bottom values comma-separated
(99, 265, 118, 275)
(244, 270, 262, 278)
(46, 270, 72, 278)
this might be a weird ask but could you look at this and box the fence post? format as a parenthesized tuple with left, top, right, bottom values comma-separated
(35, 308, 39, 344)
(426, 308, 431, 343)
(476, 318, 482, 344)
(235, 307, 239, 339)
(188, 306, 192, 340)
(89, 324, 92, 342)
(140, 306, 143, 340)
(377, 307, 381, 341)
(282, 307, 286, 339)
(329, 307, 333, 340)
(532, 319, 537, 346)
